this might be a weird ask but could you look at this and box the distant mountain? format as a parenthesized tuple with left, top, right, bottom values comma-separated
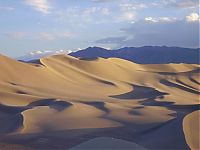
(69, 46, 200, 64)
(17, 50, 72, 61)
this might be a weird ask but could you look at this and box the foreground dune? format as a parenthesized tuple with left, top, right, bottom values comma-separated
(183, 110, 200, 149)
(0, 54, 199, 149)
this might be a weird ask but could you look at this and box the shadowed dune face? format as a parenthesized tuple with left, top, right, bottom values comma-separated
(110, 84, 168, 99)
(0, 54, 199, 150)
(0, 99, 73, 135)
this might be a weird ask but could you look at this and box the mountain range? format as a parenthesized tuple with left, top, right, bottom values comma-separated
(69, 46, 200, 64)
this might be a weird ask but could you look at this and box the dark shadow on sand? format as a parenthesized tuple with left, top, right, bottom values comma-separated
(109, 84, 168, 100)
(0, 99, 72, 135)
(160, 79, 200, 94)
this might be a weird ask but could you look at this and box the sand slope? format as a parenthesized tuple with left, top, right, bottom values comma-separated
(183, 110, 200, 150)
(0, 54, 199, 149)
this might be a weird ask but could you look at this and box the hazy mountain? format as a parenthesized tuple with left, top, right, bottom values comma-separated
(69, 46, 200, 64)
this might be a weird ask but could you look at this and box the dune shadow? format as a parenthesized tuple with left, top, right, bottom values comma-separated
(19, 59, 44, 66)
(28, 99, 73, 111)
(184, 68, 200, 74)
(189, 76, 200, 85)
(1, 95, 198, 149)
(49, 100, 72, 111)
(157, 72, 177, 75)
(0, 113, 24, 135)
(27, 59, 43, 65)
(81, 101, 109, 113)
(157, 68, 200, 76)
(160, 79, 200, 94)
(0, 104, 25, 134)
(176, 79, 198, 90)
(0, 104, 26, 114)
(140, 98, 174, 107)
(78, 57, 99, 61)
(9, 82, 18, 86)
(28, 99, 55, 107)
(109, 84, 168, 100)
(96, 79, 116, 86)
(129, 110, 142, 116)
(133, 95, 200, 149)
(0, 99, 72, 135)
(16, 91, 27, 95)
(133, 106, 145, 109)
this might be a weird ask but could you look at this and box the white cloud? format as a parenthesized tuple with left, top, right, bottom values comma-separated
(116, 11, 136, 23)
(29, 49, 72, 55)
(83, 7, 110, 15)
(145, 17, 157, 23)
(55, 6, 111, 26)
(117, 2, 147, 23)
(24, 0, 51, 14)
(120, 12, 136, 22)
(186, 12, 199, 22)
(145, 17, 177, 23)
(159, 0, 199, 9)
(120, 3, 147, 11)
(172, 0, 199, 9)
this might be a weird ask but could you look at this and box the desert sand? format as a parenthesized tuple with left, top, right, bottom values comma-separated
(0, 54, 199, 149)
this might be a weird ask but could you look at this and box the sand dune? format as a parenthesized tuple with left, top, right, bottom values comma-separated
(0, 54, 199, 149)
(183, 110, 200, 149)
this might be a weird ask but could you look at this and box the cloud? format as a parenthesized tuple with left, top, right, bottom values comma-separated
(145, 17, 177, 23)
(119, 3, 147, 11)
(55, 6, 111, 25)
(29, 49, 72, 55)
(24, 0, 51, 14)
(173, 0, 199, 8)
(117, 2, 147, 23)
(119, 12, 136, 22)
(186, 12, 199, 22)
(95, 19, 199, 48)
(162, 0, 199, 9)
(83, 7, 111, 16)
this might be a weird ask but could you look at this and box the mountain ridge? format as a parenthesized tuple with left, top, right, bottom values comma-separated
(69, 46, 200, 64)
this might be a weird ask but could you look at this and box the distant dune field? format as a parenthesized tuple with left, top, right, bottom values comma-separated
(0, 54, 199, 150)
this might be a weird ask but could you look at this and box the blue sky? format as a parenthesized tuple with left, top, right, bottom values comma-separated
(0, 0, 199, 57)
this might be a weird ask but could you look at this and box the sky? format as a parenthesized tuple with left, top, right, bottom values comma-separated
(0, 0, 199, 57)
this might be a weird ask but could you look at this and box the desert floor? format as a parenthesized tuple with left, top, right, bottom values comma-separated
(0, 54, 199, 150)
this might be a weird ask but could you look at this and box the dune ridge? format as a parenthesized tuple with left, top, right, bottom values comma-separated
(0, 54, 199, 149)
